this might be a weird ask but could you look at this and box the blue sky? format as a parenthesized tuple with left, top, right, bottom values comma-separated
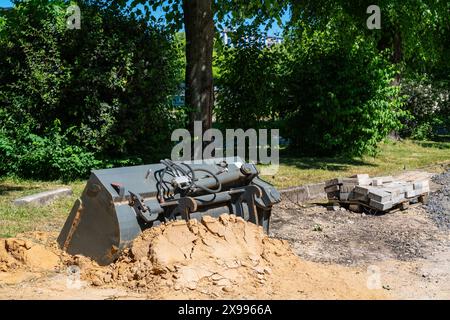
(0, 0, 286, 35)
(0, 0, 12, 6)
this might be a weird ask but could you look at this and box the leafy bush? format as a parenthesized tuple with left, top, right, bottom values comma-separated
(215, 43, 282, 130)
(214, 25, 405, 156)
(277, 25, 406, 156)
(400, 77, 450, 139)
(0, 121, 100, 181)
(0, 0, 184, 180)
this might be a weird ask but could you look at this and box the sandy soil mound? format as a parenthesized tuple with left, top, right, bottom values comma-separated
(0, 238, 60, 272)
(86, 215, 283, 292)
(0, 214, 388, 299)
(71, 214, 385, 299)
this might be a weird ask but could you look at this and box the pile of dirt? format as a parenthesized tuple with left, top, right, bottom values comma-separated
(0, 238, 61, 272)
(74, 215, 286, 293)
(68, 214, 385, 299)
(0, 214, 387, 299)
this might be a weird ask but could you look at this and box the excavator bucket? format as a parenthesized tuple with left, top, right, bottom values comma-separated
(57, 158, 281, 265)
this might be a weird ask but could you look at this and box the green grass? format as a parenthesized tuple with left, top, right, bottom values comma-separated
(0, 178, 85, 238)
(261, 139, 450, 189)
(0, 139, 449, 237)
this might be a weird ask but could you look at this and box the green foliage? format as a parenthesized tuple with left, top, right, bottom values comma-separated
(0, 120, 100, 181)
(288, 0, 450, 143)
(215, 18, 405, 156)
(126, 0, 289, 33)
(2, 0, 449, 181)
(290, 0, 447, 68)
(400, 77, 450, 140)
(0, 0, 185, 180)
(215, 37, 281, 129)
(280, 23, 405, 156)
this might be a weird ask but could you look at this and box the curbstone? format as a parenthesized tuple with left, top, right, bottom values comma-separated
(280, 182, 327, 204)
(306, 182, 326, 198)
(13, 187, 73, 206)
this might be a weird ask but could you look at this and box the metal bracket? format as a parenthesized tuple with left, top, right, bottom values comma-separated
(172, 197, 197, 221)
(235, 185, 262, 225)
(128, 191, 156, 223)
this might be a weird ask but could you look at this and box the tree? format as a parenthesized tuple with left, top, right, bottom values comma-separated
(289, 0, 448, 77)
(124, 0, 288, 135)
(0, 0, 184, 179)
(183, 0, 214, 133)
(287, 0, 450, 140)
(280, 28, 404, 156)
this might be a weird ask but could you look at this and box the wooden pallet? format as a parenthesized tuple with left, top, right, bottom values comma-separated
(330, 193, 428, 215)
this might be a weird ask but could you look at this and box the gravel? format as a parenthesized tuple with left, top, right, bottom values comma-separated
(426, 171, 450, 229)
(270, 202, 447, 266)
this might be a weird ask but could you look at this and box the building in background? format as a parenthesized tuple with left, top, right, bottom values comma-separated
(172, 83, 185, 107)
(220, 28, 282, 48)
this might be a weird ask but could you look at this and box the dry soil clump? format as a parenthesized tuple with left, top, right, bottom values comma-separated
(80, 215, 283, 293)
(0, 238, 60, 272)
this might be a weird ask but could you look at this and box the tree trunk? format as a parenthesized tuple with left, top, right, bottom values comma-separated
(392, 29, 403, 85)
(183, 0, 214, 136)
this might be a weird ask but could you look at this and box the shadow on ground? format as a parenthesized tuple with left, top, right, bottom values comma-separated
(0, 184, 38, 196)
(415, 141, 450, 150)
(280, 156, 377, 171)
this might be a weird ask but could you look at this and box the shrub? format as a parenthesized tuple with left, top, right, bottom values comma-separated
(0, 120, 100, 181)
(215, 41, 281, 129)
(279, 30, 405, 156)
(214, 26, 405, 156)
(400, 77, 450, 139)
(0, 0, 184, 180)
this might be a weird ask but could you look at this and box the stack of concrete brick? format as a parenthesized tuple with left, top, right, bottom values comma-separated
(325, 174, 430, 212)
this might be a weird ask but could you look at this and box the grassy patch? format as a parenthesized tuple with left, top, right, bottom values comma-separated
(0, 177, 84, 238)
(0, 139, 449, 237)
(262, 139, 450, 189)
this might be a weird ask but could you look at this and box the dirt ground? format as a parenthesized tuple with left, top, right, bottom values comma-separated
(0, 216, 386, 300)
(0, 172, 449, 300)
(270, 203, 450, 299)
